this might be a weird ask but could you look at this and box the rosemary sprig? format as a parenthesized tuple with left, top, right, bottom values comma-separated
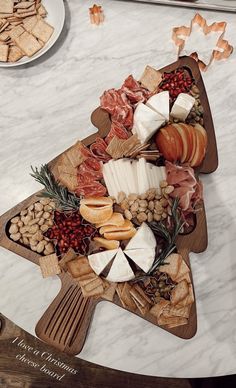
(30, 164, 81, 212)
(147, 197, 184, 274)
(132, 197, 184, 282)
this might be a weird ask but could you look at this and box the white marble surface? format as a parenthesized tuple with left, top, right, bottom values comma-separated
(0, 0, 236, 378)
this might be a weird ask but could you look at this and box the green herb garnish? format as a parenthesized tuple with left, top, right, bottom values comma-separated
(30, 164, 80, 212)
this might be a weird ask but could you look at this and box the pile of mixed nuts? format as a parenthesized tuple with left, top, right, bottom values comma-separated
(117, 181, 174, 224)
(9, 198, 55, 255)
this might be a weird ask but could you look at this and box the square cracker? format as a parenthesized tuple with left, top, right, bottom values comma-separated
(0, 0, 13, 15)
(150, 298, 170, 320)
(140, 65, 163, 92)
(159, 253, 181, 281)
(65, 141, 87, 168)
(39, 254, 61, 278)
(15, 30, 41, 57)
(9, 25, 25, 40)
(8, 45, 24, 62)
(31, 18, 54, 43)
(67, 256, 91, 278)
(23, 15, 38, 32)
(0, 44, 8, 61)
(14, 2, 36, 10)
(170, 280, 189, 306)
(38, 4, 47, 17)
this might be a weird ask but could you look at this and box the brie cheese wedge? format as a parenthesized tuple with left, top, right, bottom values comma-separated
(170, 93, 195, 121)
(126, 222, 156, 250)
(132, 102, 166, 144)
(124, 248, 155, 273)
(88, 249, 118, 275)
(146, 91, 170, 121)
(106, 248, 135, 282)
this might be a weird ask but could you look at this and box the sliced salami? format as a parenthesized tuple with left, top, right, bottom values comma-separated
(90, 137, 111, 162)
(77, 157, 103, 181)
(76, 181, 107, 197)
(105, 121, 129, 144)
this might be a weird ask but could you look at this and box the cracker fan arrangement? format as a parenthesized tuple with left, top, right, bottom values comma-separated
(0, 57, 218, 354)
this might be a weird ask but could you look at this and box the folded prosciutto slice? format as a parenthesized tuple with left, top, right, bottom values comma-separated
(165, 161, 203, 213)
(121, 75, 152, 105)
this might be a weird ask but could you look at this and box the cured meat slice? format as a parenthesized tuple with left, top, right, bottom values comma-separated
(100, 88, 133, 129)
(105, 121, 129, 144)
(76, 181, 107, 197)
(77, 157, 103, 181)
(165, 161, 203, 213)
(90, 137, 111, 162)
(121, 75, 152, 105)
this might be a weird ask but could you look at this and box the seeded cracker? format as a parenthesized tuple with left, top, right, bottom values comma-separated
(31, 18, 54, 43)
(39, 254, 61, 278)
(0, 0, 14, 15)
(15, 30, 41, 57)
(0, 44, 8, 61)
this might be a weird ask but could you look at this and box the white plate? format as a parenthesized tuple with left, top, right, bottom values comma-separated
(0, 0, 65, 67)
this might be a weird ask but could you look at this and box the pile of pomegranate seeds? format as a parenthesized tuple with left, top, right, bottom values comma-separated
(44, 211, 98, 255)
(159, 67, 193, 100)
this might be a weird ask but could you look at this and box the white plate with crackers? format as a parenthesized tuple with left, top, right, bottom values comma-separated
(0, 0, 65, 67)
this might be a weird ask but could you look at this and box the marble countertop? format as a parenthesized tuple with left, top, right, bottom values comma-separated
(0, 0, 236, 379)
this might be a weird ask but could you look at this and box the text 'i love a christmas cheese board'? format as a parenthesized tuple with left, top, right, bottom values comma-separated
(0, 56, 218, 355)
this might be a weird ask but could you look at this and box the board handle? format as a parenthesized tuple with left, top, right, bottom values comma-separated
(35, 272, 97, 355)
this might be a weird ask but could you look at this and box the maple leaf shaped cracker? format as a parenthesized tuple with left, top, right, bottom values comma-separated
(172, 13, 233, 71)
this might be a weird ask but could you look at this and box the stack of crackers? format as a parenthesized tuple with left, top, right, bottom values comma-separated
(0, 0, 54, 63)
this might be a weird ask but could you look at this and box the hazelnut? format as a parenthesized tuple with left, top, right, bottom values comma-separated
(40, 224, 49, 232)
(9, 224, 19, 234)
(139, 199, 148, 208)
(154, 214, 161, 222)
(45, 242, 54, 254)
(10, 233, 21, 241)
(28, 218, 40, 226)
(120, 199, 129, 210)
(148, 201, 154, 211)
(137, 212, 147, 223)
(36, 241, 45, 253)
(11, 216, 20, 224)
(29, 224, 39, 234)
(34, 202, 43, 212)
(124, 209, 132, 220)
(40, 198, 51, 206)
(43, 212, 51, 220)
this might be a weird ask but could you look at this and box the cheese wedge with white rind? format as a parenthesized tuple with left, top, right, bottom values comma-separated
(132, 102, 166, 144)
(124, 248, 155, 273)
(170, 93, 195, 121)
(146, 91, 170, 121)
(88, 249, 118, 275)
(106, 248, 135, 282)
(126, 222, 156, 250)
